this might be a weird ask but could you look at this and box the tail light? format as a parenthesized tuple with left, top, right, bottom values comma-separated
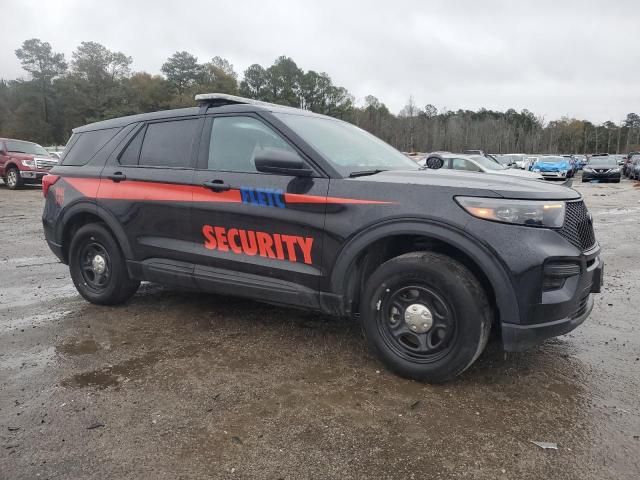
(42, 174, 60, 198)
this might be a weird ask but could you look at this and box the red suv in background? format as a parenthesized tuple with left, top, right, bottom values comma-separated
(0, 137, 59, 190)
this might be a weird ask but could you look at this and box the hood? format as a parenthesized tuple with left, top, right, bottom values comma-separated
(351, 169, 580, 200)
(586, 162, 618, 169)
(8, 152, 37, 160)
(535, 160, 569, 172)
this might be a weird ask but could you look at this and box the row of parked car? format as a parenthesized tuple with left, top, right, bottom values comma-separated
(412, 150, 636, 183)
(622, 152, 640, 179)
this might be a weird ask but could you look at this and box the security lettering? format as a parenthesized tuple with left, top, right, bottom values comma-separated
(240, 186, 285, 208)
(202, 225, 314, 265)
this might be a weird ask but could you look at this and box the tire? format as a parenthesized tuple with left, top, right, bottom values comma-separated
(5, 167, 23, 190)
(69, 223, 140, 305)
(360, 252, 492, 383)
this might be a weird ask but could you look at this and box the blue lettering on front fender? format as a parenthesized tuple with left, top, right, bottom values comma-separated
(240, 186, 286, 208)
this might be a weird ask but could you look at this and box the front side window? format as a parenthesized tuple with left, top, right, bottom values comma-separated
(138, 118, 199, 168)
(470, 155, 504, 171)
(207, 116, 300, 173)
(451, 158, 481, 172)
(273, 112, 419, 176)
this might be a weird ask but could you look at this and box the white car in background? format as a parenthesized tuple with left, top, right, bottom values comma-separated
(419, 154, 544, 180)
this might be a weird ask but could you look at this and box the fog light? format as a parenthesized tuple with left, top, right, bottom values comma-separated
(543, 262, 580, 291)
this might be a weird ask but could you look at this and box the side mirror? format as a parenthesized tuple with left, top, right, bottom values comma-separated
(255, 149, 314, 177)
(425, 156, 444, 169)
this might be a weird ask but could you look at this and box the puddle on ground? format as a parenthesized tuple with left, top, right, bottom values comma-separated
(61, 351, 161, 389)
(56, 338, 101, 355)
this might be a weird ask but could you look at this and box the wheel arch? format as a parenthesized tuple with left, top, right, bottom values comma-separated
(4, 161, 20, 173)
(329, 218, 519, 326)
(57, 202, 134, 263)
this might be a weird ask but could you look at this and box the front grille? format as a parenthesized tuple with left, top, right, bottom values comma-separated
(595, 168, 610, 173)
(558, 200, 597, 251)
(35, 158, 58, 170)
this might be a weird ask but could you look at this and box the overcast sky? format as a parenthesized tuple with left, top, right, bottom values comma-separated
(2, 0, 639, 123)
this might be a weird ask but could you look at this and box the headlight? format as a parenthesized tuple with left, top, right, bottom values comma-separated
(612, 168, 620, 173)
(21, 159, 36, 168)
(456, 197, 566, 228)
(583, 167, 593, 172)
(560, 170, 567, 175)
(533, 168, 541, 172)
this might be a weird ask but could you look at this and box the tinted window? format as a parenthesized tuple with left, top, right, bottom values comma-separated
(139, 118, 199, 168)
(208, 116, 299, 172)
(119, 126, 145, 165)
(61, 128, 119, 166)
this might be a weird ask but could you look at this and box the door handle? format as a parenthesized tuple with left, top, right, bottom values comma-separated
(108, 172, 127, 182)
(203, 179, 231, 192)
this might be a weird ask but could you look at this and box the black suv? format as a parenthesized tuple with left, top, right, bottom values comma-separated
(42, 94, 603, 382)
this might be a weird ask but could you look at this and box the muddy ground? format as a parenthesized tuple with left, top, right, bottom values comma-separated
(1, 176, 639, 479)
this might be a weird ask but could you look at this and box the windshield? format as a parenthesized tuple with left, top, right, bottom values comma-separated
(5, 140, 49, 156)
(470, 155, 505, 170)
(273, 113, 419, 175)
(538, 156, 566, 164)
(589, 157, 617, 166)
(495, 155, 514, 165)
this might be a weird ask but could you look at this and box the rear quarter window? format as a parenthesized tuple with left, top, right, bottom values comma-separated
(61, 128, 120, 166)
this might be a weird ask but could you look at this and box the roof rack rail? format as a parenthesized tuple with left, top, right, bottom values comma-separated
(194, 93, 299, 110)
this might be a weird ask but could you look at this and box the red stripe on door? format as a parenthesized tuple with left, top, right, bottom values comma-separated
(64, 177, 392, 205)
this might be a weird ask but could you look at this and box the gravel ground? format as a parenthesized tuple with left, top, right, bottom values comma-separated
(1, 176, 639, 479)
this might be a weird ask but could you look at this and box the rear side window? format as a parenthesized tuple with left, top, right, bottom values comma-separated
(138, 118, 199, 168)
(61, 128, 119, 166)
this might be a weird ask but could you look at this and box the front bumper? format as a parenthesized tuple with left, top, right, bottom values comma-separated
(538, 171, 567, 180)
(582, 171, 621, 181)
(20, 170, 49, 182)
(464, 212, 603, 352)
(502, 253, 603, 351)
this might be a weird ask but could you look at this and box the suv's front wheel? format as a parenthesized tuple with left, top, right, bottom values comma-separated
(5, 167, 23, 190)
(69, 223, 140, 305)
(360, 252, 491, 383)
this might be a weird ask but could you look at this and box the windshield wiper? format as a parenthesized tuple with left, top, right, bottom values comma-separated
(348, 169, 386, 178)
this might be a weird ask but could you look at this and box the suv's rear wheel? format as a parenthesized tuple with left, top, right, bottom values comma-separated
(360, 252, 491, 383)
(69, 223, 139, 305)
(5, 167, 23, 190)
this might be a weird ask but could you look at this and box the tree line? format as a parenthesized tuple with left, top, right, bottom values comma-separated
(1, 38, 638, 154)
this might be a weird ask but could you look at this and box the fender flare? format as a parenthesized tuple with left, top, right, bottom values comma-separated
(329, 218, 519, 325)
(56, 200, 135, 260)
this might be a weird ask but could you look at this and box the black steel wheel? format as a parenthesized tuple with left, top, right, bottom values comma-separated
(69, 223, 139, 305)
(361, 252, 492, 383)
(78, 241, 112, 293)
(380, 285, 456, 363)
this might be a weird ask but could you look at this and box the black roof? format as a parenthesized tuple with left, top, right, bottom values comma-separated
(73, 95, 332, 133)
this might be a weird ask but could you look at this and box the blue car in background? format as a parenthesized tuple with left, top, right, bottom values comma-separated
(531, 155, 574, 180)
(573, 154, 588, 170)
